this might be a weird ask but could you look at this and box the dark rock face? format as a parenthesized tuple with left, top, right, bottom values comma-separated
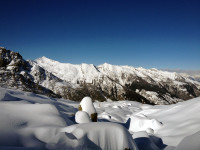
(0, 47, 59, 98)
(61, 84, 106, 102)
(61, 73, 200, 104)
(60, 68, 200, 104)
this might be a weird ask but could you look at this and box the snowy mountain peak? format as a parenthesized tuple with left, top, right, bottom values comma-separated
(39, 56, 51, 61)
(0, 47, 5, 50)
(36, 56, 60, 64)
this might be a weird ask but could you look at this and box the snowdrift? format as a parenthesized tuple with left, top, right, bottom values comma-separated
(62, 122, 138, 150)
(0, 87, 200, 150)
(0, 88, 138, 150)
(128, 115, 163, 133)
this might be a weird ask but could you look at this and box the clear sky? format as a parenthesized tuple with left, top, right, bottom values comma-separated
(0, 0, 199, 69)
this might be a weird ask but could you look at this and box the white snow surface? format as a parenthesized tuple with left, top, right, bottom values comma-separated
(35, 57, 185, 85)
(36, 57, 102, 84)
(80, 97, 96, 116)
(128, 115, 163, 133)
(75, 111, 91, 124)
(61, 122, 138, 150)
(34, 57, 200, 105)
(1, 87, 200, 150)
(176, 131, 200, 150)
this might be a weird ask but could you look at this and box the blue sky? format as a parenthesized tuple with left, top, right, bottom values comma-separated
(0, 0, 199, 69)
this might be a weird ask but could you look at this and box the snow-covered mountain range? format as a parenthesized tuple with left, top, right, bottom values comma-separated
(1, 47, 200, 104)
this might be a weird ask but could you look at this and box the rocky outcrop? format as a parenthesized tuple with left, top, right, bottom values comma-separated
(0, 47, 60, 98)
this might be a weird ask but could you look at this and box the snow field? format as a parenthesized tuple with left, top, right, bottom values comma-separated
(0, 88, 138, 150)
(1, 87, 200, 150)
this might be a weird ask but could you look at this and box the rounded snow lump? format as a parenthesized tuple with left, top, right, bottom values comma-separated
(146, 128, 154, 134)
(128, 115, 162, 132)
(80, 97, 96, 116)
(75, 111, 91, 124)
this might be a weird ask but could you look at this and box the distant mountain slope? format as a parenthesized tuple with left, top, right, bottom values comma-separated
(36, 56, 200, 104)
(1, 47, 199, 104)
(163, 69, 200, 82)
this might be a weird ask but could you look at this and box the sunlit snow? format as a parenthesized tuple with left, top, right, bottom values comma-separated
(0, 87, 200, 150)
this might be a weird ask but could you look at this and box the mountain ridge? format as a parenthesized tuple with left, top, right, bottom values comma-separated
(35, 55, 200, 104)
(1, 47, 200, 104)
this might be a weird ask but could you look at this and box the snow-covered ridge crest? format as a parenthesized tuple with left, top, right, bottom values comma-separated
(98, 62, 178, 81)
(36, 57, 179, 83)
(35, 56, 200, 104)
(36, 56, 102, 84)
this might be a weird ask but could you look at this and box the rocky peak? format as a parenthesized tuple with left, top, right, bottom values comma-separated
(0, 48, 25, 69)
(0, 48, 60, 98)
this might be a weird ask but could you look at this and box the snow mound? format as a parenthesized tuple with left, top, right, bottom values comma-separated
(62, 122, 138, 150)
(75, 111, 91, 124)
(176, 131, 200, 150)
(0, 89, 21, 101)
(140, 97, 200, 146)
(0, 102, 66, 148)
(80, 97, 96, 116)
(99, 112, 111, 120)
(128, 115, 163, 133)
